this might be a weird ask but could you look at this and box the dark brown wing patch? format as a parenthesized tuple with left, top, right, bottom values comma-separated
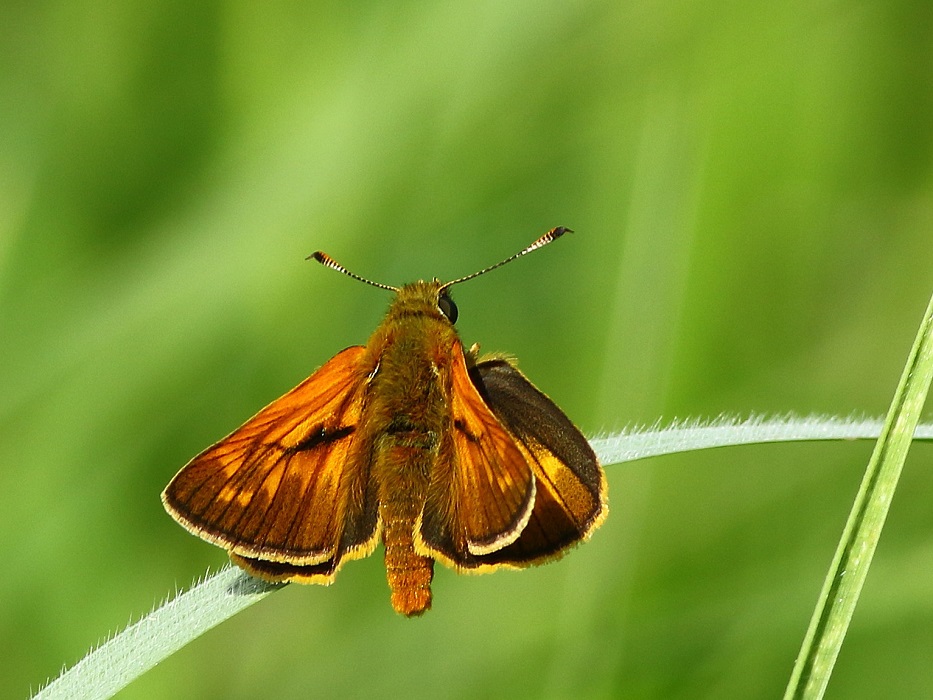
(468, 358, 607, 567)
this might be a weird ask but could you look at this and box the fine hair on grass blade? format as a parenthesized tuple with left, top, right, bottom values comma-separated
(783, 291, 933, 700)
(32, 568, 281, 700)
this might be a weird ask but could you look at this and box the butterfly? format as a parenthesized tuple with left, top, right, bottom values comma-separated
(162, 227, 607, 616)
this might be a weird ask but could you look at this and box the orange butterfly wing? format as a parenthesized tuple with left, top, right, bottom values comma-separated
(469, 358, 607, 568)
(418, 352, 606, 571)
(162, 346, 380, 582)
(417, 341, 536, 568)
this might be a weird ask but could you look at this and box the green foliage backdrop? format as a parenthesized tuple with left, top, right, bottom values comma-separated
(1, 2, 931, 698)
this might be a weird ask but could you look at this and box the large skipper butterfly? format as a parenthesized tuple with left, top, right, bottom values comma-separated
(163, 228, 607, 616)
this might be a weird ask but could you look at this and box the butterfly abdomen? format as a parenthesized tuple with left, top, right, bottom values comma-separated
(377, 442, 435, 616)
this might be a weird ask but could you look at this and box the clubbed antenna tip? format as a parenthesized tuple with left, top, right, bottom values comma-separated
(441, 226, 573, 290)
(306, 251, 398, 292)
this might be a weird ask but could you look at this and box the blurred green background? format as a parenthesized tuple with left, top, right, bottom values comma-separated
(2, 1, 932, 698)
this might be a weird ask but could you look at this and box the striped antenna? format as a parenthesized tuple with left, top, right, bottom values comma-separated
(307, 251, 398, 292)
(309, 226, 571, 292)
(440, 227, 572, 291)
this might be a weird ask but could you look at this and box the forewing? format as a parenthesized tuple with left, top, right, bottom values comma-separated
(162, 346, 379, 568)
(469, 358, 607, 567)
(419, 341, 535, 565)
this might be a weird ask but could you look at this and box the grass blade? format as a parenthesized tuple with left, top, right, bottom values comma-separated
(33, 567, 281, 700)
(590, 414, 933, 464)
(783, 292, 933, 699)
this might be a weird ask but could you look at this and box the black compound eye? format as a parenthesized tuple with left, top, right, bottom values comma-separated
(438, 292, 458, 323)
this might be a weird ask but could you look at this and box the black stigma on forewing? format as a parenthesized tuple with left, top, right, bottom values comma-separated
(286, 425, 355, 453)
(453, 418, 479, 442)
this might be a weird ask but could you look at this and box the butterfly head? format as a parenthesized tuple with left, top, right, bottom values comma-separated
(384, 280, 459, 326)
